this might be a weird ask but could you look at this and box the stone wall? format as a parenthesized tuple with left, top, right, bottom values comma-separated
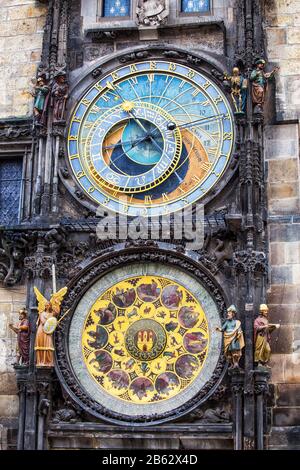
(0, 285, 27, 432)
(0, 0, 47, 119)
(264, 0, 300, 121)
(264, 0, 300, 449)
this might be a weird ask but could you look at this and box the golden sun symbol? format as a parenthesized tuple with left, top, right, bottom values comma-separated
(121, 101, 135, 112)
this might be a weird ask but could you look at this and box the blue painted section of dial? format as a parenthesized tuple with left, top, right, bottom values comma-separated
(110, 148, 155, 177)
(133, 144, 189, 200)
(122, 119, 163, 165)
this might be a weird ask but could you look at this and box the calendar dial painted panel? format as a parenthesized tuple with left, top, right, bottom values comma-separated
(68, 60, 234, 216)
(68, 263, 222, 418)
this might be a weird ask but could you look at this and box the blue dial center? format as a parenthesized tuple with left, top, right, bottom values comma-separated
(122, 119, 163, 166)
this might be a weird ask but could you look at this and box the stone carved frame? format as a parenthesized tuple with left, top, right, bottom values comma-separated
(55, 246, 228, 425)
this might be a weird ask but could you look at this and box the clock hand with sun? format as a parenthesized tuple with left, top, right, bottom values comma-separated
(102, 124, 162, 171)
(102, 130, 157, 151)
(112, 88, 164, 154)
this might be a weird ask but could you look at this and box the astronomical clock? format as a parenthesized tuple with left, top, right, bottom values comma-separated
(57, 57, 235, 425)
(67, 60, 234, 217)
(8, 2, 271, 450)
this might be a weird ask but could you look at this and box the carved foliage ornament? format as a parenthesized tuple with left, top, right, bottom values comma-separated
(0, 232, 33, 286)
(0, 122, 32, 141)
(233, 249, 267, 274)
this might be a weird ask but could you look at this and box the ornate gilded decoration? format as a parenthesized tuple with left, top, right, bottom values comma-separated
(6, 0, 274, 450)
(62, 256, 225, 423)
(254, 304, 280, 366)
(34, 286, 68, 367)
(82, 275, 209, 404)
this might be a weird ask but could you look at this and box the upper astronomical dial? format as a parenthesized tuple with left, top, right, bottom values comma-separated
(68, 60, 234, 216)
(85, 102, 182, 193)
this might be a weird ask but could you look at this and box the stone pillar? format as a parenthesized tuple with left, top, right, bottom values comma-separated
(230, 368, 245, 450)
(23, 377, 39, 450)
(36, 369, 53, 450)
(15, 366, 54, 450)
(0, 424, 8, 450)
(254, 368, 270, 450)
(15, 365, 28, 450)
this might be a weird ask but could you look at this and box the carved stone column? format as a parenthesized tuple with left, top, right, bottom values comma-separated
(24, 231, 53, 372)
(254, 368, 270, 450)
(30, 0, 70, 219)
(36, 369, 54, 450)
(23, 380, 38, 450)
(234, 0, 269, 449)
(14, 366, 28, 450)
(230, 368, 245, 450)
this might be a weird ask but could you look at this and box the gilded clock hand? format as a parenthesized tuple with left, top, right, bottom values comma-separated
(167, 114, 226, 131)
(112, 88, 162, 151)
(104, 128, 159, 169)
(102, 134, 153, 151)
(110, 87, 168, 157)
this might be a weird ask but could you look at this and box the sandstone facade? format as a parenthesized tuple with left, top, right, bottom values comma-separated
(0, 0, 47, 119)
(263, 0, 300, 448)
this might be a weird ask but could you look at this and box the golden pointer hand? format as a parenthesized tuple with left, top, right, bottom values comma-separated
(113, 89, 163, 153)
(102, 133, 155, 151)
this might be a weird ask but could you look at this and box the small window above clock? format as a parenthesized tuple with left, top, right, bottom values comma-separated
(98, 0, 131, 19)
(181, 0, 211, 15)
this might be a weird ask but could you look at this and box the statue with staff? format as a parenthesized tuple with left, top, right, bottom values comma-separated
(250, 59, 279, 113)
(31, 74, 50, 126)
(9, 308, 30, 365)
(216, 305, 245, 369)
(34, 264, 68, 367)
(51, 71, 69, 122)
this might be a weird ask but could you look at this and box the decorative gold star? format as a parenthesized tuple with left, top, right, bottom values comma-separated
(121, 101, 135, 112)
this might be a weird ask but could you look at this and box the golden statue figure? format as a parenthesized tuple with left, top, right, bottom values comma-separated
(223, 67, 248, 114)
(34, 286, 67, 367)
(254, 304, 280, 366)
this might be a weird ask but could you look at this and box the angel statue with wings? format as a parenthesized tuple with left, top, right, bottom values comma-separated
(34, 286, 67, 367)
